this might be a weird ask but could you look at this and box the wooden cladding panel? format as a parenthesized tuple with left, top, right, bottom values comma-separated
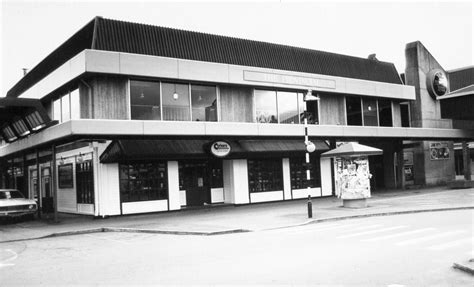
(392, 101, 402, 127)
(220, 85, 254, 123)
(91, 77, 129, 120)
(79, 83, 91, 119)
(319, 94, 345, 125)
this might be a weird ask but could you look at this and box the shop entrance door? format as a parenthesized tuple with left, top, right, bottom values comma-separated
(179, 161, 210, 207)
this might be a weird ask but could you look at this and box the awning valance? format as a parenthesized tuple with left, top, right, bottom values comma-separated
(100, 139, 330, 163)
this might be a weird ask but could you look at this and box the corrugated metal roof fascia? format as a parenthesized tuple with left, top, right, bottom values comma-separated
(448, 68, 474, 91)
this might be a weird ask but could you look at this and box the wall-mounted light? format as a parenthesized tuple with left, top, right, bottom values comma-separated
(368, 105, 372, 111)
(303, 90, 320, 102)
(76, 152, 84, 164)
(173, 84, 179, 100)
(58, 156, 65, 165)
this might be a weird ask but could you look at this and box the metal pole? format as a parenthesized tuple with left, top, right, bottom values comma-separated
(303, 96, 312, 218)
(51, 144, 59, 223)
(36, 149, 41, 219)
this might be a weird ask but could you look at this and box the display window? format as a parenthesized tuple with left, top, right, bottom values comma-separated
(248, 158, 283, 193)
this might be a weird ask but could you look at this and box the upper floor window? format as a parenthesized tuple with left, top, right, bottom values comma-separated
(130, 80, 161, 120)
(346, 96, 393, 127)
(53, 88, 80, 123)
(255, 89, 319, 124)
(378, 99, 393, 127)
(162, 82, 190, 121)
(346, 96, 363, 126)
(255, 90, 278, 123)
(130, 80, 218, 122)
(191, 85, 217, 122)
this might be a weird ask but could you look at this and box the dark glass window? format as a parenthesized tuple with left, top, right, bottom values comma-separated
(378, 99, 393, 127)
(191, 85, 217, 122)
(162, 83, 190, 121)
(255, 90, 277, 123)
(76, 160, 94, 204)
(130, 80, 161, 120)
(400, 102, 410, 127)
(290, 156, 321, 189)
(119, 162, 168, 202)
(346, 96, 362, 126)
(362, 98, 378, 126)
(248, 158, 283, 193)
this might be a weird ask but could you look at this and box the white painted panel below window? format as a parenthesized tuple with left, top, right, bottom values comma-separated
(179, 190, 187, 206)
(250, 190, 283, 203)
(122, 200, 168, 215)
(77, 204, 94, 215)
(211, 188, 224, 203)
(292, 187, 322, 199)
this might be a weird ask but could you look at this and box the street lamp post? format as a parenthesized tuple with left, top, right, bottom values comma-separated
(303, 90, 319, 218)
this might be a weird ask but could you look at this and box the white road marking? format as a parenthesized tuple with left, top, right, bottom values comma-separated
(426, 237, 473, 251)
(0, 249, 18, 269)
(396, 230, 467, 246)
(337, 226, 407, 239)
(361, 228, 437, 242)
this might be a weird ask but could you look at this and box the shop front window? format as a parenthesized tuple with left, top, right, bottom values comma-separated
(255, 90, 278, 123)
(290, 156, 321, 189)
(162, 83, 190, 121)
(76, 160, 94, 204)
(248, 158, 283, 193)
(191, 85, 217, 122)
(119, 162, 168, 202)
(130, 80, 161, 120)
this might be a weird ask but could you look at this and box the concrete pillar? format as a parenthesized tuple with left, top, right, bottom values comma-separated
(320, 157, 332, 196)
(223, 159, 249, 204)
(282, 158, 292, 200)
(462, 141, 472, 181)
(167, 161, 181, 210)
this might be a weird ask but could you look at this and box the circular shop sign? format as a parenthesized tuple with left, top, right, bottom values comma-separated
(426, 69, 448, 99)
(210, 141, 231, 158)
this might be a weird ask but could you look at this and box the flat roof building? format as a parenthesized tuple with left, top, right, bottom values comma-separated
(1, 17, 472, 217)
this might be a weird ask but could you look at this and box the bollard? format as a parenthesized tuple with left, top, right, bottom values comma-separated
(307, 195, 313, 218)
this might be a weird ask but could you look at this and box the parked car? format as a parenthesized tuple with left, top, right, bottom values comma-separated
(0, 189, 37, 219)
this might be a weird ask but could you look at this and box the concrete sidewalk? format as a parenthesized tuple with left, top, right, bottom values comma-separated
(1, 186, 473, 243)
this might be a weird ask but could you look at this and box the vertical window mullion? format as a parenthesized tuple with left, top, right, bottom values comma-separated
(376, 99, 380, 126)
(188, 84, 192, 121)
(360, 98, 364, 126)
(160, 82, 163, 121)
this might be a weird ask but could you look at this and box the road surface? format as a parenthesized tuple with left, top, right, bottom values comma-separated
(1, 210, 472, 285)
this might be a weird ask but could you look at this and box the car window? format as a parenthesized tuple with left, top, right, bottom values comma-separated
(9, 190, 25, 199)
(0, 192, 6, 199)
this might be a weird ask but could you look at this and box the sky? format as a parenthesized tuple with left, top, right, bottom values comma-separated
(1, 0, 473, 97)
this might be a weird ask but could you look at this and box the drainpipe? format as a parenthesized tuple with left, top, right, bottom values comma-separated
(92, 141, 102, 217)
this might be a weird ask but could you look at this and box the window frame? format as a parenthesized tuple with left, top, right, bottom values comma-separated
(247, 158, 283, 193)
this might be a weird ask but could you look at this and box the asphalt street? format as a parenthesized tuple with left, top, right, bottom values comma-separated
(1, 210, 473, 286)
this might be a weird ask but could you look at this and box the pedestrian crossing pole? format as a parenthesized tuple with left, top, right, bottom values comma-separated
(303, 90, 319, 218)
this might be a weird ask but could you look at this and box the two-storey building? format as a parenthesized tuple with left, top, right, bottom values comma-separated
(1, 17, 472, 217)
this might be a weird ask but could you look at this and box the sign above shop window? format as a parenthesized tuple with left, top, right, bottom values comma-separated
(244, 71, 336, 89)
(210, 141, 231, 158)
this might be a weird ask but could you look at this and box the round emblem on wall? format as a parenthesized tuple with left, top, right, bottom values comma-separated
(210, 141, 231, 157)
(426, 69, 448, 99)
